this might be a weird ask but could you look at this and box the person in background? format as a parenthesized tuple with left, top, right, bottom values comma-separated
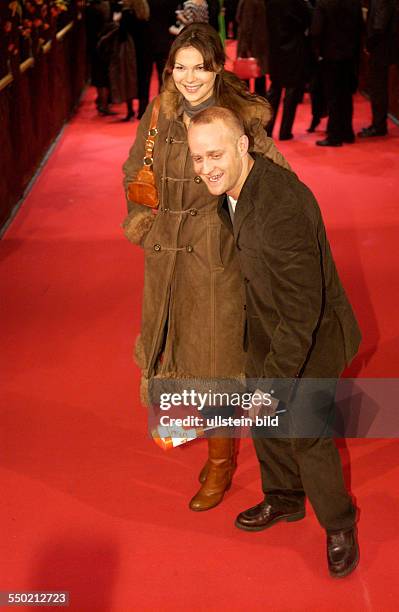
(236, 0, 269, 97)
(97, 2, 147, 121)
(265, 0, 312, 140)
(122, 23, 291, 513)
(225, 0, 239, 38)
(117, 0, 149, 121)
(207, 0, 221, 31)
(358, 0, 398, 138)
(311, 0, 363, 147)
(133, 0, 176, 118)
(86, 0, 115, 115)
(305, 0, 327, 133)
(170, 0, 209, 36)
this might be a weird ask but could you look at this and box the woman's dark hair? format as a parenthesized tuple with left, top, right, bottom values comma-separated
(164, 22, 226, 75)
(163, 23, 272, 142)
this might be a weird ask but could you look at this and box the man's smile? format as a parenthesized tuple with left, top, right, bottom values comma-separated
(207, 172, 224, 183)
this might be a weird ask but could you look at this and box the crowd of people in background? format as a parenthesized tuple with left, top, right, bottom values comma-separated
(86, 0, 398, 144)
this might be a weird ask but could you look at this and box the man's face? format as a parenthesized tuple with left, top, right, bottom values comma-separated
(188, 120, 247, 198)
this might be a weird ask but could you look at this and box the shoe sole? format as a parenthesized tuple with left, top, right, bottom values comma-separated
(358, 132, 387, 138)
(329, 544, 360, 578)
(234, 510, 306, 532)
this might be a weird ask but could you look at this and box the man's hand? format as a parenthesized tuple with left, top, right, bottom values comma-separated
(246, 389, 279, 421)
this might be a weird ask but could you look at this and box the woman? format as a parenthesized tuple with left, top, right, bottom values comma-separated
(122, 23, 291, 512)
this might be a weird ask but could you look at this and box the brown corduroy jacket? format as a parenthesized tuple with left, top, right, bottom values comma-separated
(218, 154, 361, 396)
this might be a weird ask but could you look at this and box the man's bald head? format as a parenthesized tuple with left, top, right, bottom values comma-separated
(189, 106, 245, 141)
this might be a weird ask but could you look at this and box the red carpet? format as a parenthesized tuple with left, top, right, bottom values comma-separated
(1, 69, 399, 610)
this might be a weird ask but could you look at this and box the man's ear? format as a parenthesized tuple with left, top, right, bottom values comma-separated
(238, 134, 249, 157)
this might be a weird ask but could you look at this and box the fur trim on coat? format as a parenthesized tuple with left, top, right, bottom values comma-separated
(122, 207, 155, 245)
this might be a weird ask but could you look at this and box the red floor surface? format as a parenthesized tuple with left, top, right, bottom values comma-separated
(1, 73, 399, 611)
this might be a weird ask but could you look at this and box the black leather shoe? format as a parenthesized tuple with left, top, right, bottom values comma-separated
(327, 527, 359, 578)
(235, 498, 305, 532)
(342, 135, 355, 144)
(98, 107, 117, 116)
(279, 133, 293, 141)
(316, 138, 342, 147)
(358, 126, 387, 138)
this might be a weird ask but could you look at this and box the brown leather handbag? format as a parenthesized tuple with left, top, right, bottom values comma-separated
(127, 97, 161, 209)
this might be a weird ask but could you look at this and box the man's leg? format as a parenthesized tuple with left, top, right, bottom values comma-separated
(317, 60, 343, 146)
(254, 75, 267, 98)
(326, 61, 345, 143)
(137, 50, 153, 118)
(279, 86, 302, 140)
(369, 53, 389, 133)
(308, 67, 326, 131)
(265, 81, 282, 137)
(235, 378, 358, 577)
(340, 60, 355, 142)
(235, 430, 306, 532)
(293, 437, 355, 530)
(293, 435, 358, 579)
(253, 436, 305, 507)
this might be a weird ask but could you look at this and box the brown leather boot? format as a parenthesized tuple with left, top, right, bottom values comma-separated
(198, 460, 210, 484)
(198, 439, 238, 483)
(190, 438, 235, 511)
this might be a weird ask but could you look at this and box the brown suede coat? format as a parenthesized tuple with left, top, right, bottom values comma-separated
(122, 92, 292, 398)
(218, 154, 361, 395)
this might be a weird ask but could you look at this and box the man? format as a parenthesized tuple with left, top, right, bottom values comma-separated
(264, 0, 312, 140)
(187, 106, 361, 578)
(311, 0, 363, 146)
(358, 0, 398, 138)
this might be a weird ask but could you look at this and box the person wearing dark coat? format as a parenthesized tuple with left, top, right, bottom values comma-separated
(187, 105, 361, 579)
(358, 0, 398, 137)
(236, 0, 269, 97)
(264, 0, 312, 140)
(132, 0, 176, 118)
(117, 1, 149, 120)
(207, 0, 221, 30)
(311, 0, 363, 147)
(97, 9, 138, 121)
(225, 0, 240, 37)
(86, 0, 115, 114)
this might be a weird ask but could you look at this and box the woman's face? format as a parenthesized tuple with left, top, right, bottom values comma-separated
(172, 47, 217, 106)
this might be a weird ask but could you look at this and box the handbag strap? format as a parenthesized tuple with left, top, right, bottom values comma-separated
(143, 96, 161, 169)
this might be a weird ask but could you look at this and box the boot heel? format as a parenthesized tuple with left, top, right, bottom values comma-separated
(286, 511, 306, 522)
